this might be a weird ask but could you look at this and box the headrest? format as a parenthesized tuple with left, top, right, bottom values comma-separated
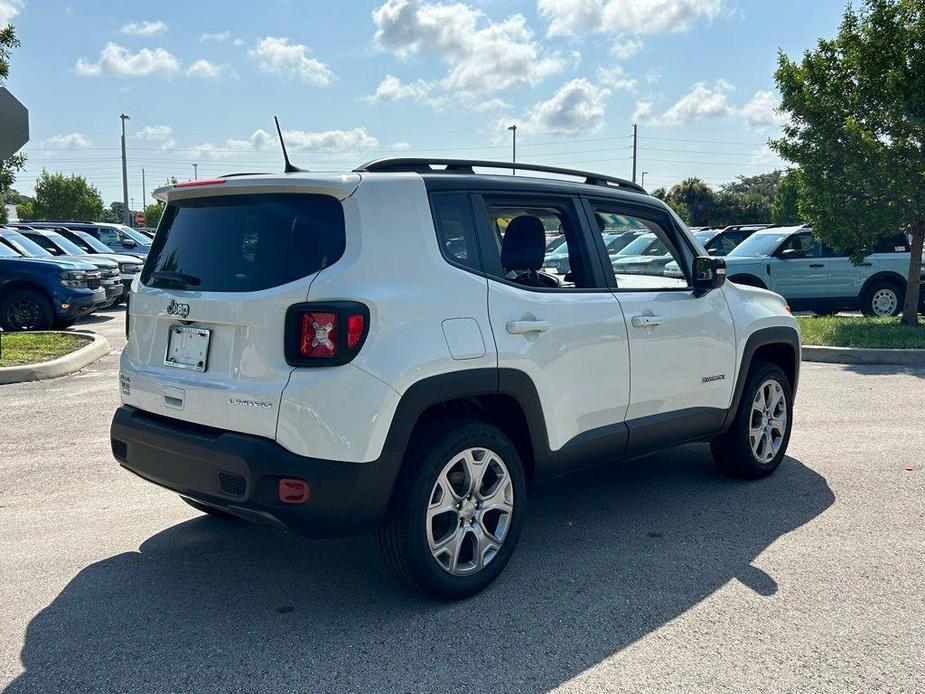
(500, 215, 546, 271)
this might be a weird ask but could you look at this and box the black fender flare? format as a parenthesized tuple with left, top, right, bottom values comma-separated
(859, 271, 906, 299)
(722, 326, 801, 431)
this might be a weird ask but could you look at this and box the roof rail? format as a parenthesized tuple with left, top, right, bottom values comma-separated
(353, 158, 648, 194)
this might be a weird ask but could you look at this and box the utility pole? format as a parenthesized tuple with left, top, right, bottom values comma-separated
(192, 163, 198, 181)
(120, 113, 131, 226)
(141, 167, 146, 212)
(641, 171, 649, 188)
(632, 123, 638, 184)
(507, 124, 517, 175)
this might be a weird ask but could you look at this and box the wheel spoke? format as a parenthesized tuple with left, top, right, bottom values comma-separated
(479, 477, 513, 515)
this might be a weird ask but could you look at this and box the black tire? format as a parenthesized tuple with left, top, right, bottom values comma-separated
(377, 419, 527, 599)
(711, 361, 793, 479)
(181, 496, 238, 520)
(0, 289, 54, 331)
(860, 280, 903, 317)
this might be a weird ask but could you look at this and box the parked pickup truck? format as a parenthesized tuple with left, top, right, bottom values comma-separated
(0, 242, 106, 330)
(723, 226, 925, 316)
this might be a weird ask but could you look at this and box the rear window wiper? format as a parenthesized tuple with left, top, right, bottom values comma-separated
(149, 270, 201, 288)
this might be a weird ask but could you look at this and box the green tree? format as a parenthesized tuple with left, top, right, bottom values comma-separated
(31, 171, 105, 221)
(773, 0, 925, 325)
(666, 177, 717, 226)
(772, 169, 804, 225)
(143, 201, 165, 228)
(15, 200, 33, 220)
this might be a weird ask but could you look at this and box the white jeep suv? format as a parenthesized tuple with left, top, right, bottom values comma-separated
(111, 159, 800, 598)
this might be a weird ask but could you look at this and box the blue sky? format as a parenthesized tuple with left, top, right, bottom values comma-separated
(3, 0, 847, 207)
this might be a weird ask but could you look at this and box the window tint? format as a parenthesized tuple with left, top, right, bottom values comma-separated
(97, 228, 122, 246)
(873, 235, 910, 253)
(778, 233, 821, 258)
(480, 197, 596, 289)
(590, 204, 688, 290)
(430, 192, 481, 272)
(141, 193, 345, 292)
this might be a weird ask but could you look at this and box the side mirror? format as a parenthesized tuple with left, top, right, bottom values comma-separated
(692, 256, 726, 293)
(122, 238, 137, 248)
(779, 248, 801, 259)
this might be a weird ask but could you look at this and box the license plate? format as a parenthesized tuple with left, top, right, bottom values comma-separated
(164, 326, 211, 372)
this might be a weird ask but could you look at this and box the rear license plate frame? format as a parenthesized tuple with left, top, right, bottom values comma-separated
(164, 325, 211, 372)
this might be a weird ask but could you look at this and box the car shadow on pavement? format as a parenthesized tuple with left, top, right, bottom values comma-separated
(7, 445, 833, 694)
(839, 363, 925, 380)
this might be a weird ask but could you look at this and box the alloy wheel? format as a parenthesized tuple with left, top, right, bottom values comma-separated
(8, 298, 42, 330)
(749, 379, 788, 464)
(426, 447, 514, 576)
(871, 288, 898, 316)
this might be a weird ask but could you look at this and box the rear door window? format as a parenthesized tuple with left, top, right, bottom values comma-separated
(141, 193, 346, 292)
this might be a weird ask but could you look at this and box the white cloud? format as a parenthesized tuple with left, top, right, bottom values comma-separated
(372, 0, 566, 95)
(0, 0, 24, 25)
(119, 20, 167, 36)
(134, 125, 172, 140)
(391, 141, 412, 150)
(539, 0, 723, 55)
(741, 89, 786, 129)
(519, 77, 611, 135)
(75, 43, 180, 77)
(367, 74, 435, 102)
(248, 36, 335, 86)
(190, 127, 379, 159)
(631, 100, 655, 123)
(595, 64, 636, 91)
(135, 125, 175, 149)
(186, 59, 238, 80)
(200, 31, 231, 43)
(749, 144, 782, 167)
(659, 79, 734, 125)
(41, 132, 93, 149)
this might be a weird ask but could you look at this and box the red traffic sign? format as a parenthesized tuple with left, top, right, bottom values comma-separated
(135, 214, 145, 225)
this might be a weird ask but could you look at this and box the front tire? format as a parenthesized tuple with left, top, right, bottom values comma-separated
(861, 280, 902, 317)
(0, 289, 54, 331)
(377, 420, 527, 599)
(711, 361, 793, 479)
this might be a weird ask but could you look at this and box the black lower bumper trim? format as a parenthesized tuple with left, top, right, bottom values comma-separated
(110, 405, 402, 538)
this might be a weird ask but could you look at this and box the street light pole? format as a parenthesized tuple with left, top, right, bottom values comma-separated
(141, 167, 146, 213)
(507, 124, 517, 175)
(120, 113, 131, 226)
(193, 163, 198, 181)
(641, 171, 649, 188)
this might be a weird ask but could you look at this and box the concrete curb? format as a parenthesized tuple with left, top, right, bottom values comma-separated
(0, 332, 112, 384)
(803, 344, 925, 366)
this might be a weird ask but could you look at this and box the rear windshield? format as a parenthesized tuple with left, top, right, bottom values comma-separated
(141, 193, 346, 292)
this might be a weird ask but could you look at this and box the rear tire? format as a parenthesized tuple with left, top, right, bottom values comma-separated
(861, 280, 902, 317)
(377, 420, 527, 599)
(0, 289, 54, 331)
(711, 361, 793, 479)
(181, 496, 238, 520)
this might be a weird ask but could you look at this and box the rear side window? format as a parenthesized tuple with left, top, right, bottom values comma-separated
(430, 192, 481, 272)
(141, 193, 345, 292)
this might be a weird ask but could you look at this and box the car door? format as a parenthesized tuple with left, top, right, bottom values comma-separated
(473, 192, 631, 473)
(768, 232, 827, 301)
(583, 199, 736, 453)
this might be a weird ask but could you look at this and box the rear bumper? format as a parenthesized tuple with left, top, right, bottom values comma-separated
(110, 405, 402, 538)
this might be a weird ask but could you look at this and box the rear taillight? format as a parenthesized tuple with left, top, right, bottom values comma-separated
(285, 302, 369, 367)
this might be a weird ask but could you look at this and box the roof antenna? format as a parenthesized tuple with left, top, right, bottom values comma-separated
(274, 116, 307, 173)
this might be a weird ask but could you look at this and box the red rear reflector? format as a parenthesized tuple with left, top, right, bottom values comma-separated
(346, 314, 365, 348)
(175, 178, 226, 188)
(299, 311, 337, 358)
(279, 479, 309, 504)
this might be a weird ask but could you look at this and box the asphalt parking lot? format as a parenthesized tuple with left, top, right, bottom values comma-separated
(1, 308, 923, 693)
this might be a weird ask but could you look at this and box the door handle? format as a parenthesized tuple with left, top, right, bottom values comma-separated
(809, 263, 825, 268)
(859, 262, 872, 267)
(631, 315, 664, 328)
(506, 320, 550, 335)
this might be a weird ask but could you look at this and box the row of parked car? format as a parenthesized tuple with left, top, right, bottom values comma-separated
(0, 221, 151, 331)
(543, 221, 923, 317)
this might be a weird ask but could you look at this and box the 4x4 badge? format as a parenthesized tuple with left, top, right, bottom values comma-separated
(166, 299, 190, 318)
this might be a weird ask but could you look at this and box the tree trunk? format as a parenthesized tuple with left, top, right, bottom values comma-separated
(900, 221, 924, 326)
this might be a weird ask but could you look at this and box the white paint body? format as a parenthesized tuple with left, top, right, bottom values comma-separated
(120, 172, 798, 464)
